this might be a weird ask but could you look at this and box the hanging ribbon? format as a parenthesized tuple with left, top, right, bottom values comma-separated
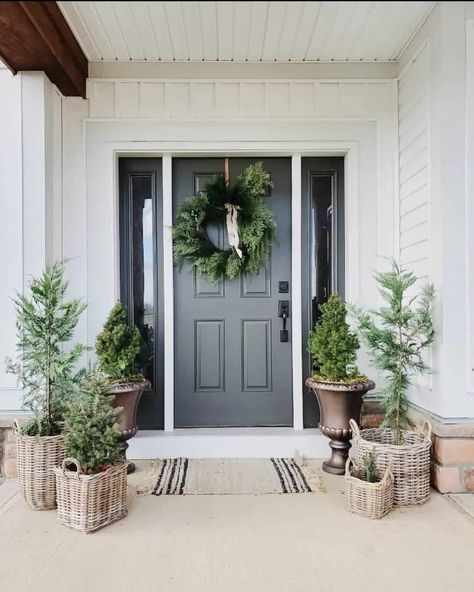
(224, 156, 230, 184)
(223, 157, 242, 259)
(224, 203, 243, 259)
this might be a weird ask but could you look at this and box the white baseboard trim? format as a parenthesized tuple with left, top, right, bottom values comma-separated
(128, 428, 329, 459)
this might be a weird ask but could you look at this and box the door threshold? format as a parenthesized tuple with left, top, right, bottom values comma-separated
(128, 427, 328, 459)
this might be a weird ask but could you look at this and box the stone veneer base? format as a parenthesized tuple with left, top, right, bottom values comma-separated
(408, 407, 474, 494)
(351, 397, 474, 494)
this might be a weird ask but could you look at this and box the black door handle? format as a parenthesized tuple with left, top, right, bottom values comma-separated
(278, 300, 290, 342)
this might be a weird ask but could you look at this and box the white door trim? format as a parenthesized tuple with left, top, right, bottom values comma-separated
(112, 141, 357, 433)
(162, 155, 174, 431)
(291, 155, 303, 430)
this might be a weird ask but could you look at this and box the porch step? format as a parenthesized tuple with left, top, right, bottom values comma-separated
(128, 428, 329, 459)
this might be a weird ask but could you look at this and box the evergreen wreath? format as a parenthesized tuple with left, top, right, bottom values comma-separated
(172, 162, 276, 283)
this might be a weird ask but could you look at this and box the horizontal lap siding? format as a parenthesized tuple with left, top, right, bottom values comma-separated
(398, 43, 430, 287)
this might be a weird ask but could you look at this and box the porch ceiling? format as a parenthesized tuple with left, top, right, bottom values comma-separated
(58, 1, 435, 64)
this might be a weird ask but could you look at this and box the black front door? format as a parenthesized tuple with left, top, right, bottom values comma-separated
(173, 157, 293, 428)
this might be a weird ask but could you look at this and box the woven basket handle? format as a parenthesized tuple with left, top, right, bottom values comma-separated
(12, 419, 21, 435)
(381, 463, 393, 485)
(62, 458, 83, 478)
(349, 418, 361, 437)
(345, 457, 355, 476)
(423, 421, 432, 440)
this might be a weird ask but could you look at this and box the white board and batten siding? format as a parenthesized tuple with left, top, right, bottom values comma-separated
(86, 78, 393, 122)
(0, 71, 64, 413)
(467, 19, 474, 396)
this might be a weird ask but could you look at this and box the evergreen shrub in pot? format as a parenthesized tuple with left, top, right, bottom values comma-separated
(95, 302, 149, 473)
(350, 260, 435, 506)
(306, 293, 375, 475)
(54, 370, 127, 533)
(6, 262, 86, 509)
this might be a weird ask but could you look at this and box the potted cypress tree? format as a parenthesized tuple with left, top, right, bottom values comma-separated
(306, 293, 375, 475)
(6, 261, 86, 510)
(54, 370, 127, 533)
(350, 260, 435, 506)
(95, 302, 149, 473)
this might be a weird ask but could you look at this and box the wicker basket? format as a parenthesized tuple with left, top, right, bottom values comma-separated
(345, 458, 394, 519)
(54, 458, 128, 534)
(349, 419, 432, 507)
(14, 420, 65, 511)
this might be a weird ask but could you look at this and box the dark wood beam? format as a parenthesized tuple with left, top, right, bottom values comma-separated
(0, 1, 87, 97)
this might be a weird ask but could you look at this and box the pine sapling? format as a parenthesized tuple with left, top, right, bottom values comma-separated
(5, 261, 86, 436)
(307, 292, 362, 382)
(95, 302, 142, 382)
(352, 260, 435, 444)
(63, 370, 121, 474)
(353, 450, 380, 483)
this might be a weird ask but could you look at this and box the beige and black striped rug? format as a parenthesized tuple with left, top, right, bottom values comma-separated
(147, 458, 324, 496)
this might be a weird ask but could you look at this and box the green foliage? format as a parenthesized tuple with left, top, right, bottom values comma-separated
(172, 162, 275, 283)
(63, 370, 120, 474)
(351, 260, 435, 444)
(307, 293, 360, 382)
(95, 302, 142, 381)
(5, 261, 86, 436)
(353, 450, 380, 483)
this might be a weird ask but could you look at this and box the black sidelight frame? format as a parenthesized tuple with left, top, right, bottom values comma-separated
(119, 158, 164, 429)
(301, 157, 345, 428)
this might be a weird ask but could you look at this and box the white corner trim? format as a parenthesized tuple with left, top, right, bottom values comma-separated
(162, 155, 174, 431)
(466, 20, 474, 393)
(343, 144, 359, 302)
(291, 155, 303, 430)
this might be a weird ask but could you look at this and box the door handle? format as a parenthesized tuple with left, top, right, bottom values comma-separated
(278, 300, 290, 342)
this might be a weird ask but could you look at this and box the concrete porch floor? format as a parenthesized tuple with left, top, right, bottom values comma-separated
(0, 460, 473, 592)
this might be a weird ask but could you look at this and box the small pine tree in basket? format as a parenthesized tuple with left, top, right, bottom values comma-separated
(63, 370, 121, 474)
(6, 261, 86, 436)
(307, 292, 364, 382)
(351, 260, 435, 445)
(95, 302, 142, 382)
(352, 450, 380, 483)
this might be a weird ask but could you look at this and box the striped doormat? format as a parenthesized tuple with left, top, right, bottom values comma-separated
(148, 458, 324, 496)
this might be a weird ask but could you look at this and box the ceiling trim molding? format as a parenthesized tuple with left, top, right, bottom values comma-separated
(0, 1, 88, 97)
(88, 61, 398, 81)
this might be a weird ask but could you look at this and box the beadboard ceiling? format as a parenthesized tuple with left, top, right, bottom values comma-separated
(58, 1, 435, 64)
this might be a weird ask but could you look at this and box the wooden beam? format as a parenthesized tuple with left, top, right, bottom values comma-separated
(0, 1, 87, 97)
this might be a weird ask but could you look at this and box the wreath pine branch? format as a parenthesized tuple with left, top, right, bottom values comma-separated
(173, 162, 276, 283)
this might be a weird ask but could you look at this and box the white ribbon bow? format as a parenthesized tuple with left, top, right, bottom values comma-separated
(224, 203, 243, 259)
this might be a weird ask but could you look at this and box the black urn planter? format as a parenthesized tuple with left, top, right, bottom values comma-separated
(107, 380, 150, 474)
(306, 377, 375, 475)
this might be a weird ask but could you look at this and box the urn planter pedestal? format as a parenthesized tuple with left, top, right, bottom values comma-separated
(306, 377, 375, 475)
(107, 380, 149, 474)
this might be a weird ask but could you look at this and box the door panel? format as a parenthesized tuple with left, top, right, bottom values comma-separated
(301, 157, 345, 428)
(119, 158, 164, 429)
(173, 157, 292, 428)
